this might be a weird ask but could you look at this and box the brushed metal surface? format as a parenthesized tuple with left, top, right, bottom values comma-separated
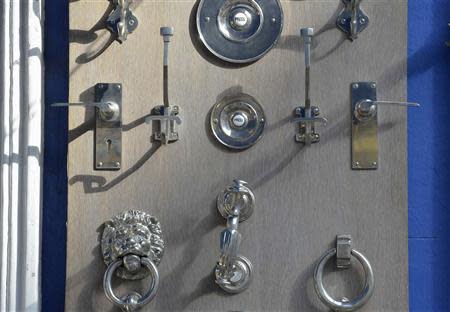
(66, 1, 408, 311)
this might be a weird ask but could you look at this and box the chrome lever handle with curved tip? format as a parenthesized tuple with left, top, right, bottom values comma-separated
(215, 180, 254, 294)
(354, 99, 420, 122)
(52, 101, 120, 122)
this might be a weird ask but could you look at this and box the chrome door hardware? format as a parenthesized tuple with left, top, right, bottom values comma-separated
(101, 210, 165, 311)
(215, 180, 254, 293)
(210, 94, 265, 150)
(314, 235, 374, 311)
(196, 0, 283, 63)
(107, 0, 138, 43)
(336, 0, 369, 41)
(293, 28, 328, 145)
(146, 27, 182, 145)
(351, 82, 419, 170)
(53, 83, 122, 170)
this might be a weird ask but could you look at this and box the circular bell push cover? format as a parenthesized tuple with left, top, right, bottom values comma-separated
(197, 0, 283, 63)
(210, 94, 266, 149)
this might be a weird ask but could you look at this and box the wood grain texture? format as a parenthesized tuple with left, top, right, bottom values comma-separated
(66, 1, 408, 311)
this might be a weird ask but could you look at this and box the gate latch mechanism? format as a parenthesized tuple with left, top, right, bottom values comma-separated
(146, 27, 182, 145)
(293, 28, 328, 145)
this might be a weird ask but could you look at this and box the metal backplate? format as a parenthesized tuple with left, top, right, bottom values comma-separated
(351, 82, 378, 170)
(197, 0, 283, 63)
(95, 83, 122, 170)
(210, 94, 265, 149)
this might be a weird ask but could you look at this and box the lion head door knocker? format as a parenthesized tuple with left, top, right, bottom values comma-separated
(101, 210, 165, 311)
(196, 0, 283, 63)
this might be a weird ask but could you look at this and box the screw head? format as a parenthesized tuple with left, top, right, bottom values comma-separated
(372, 161, 377, 167)
(98, 84, 104, 89)
(205, 16, 211, 22)
(354, 161, 360, 167)
(341, 18, 346, 25)
(353, 84, 359, 89)
(371, 83, 376, 89)
(360, 18, 366, 24)
(115, 162, 121, 167)
(213, 118, 219, 124)
(271, 17, 276, 23)
(98, 162, 103, 167)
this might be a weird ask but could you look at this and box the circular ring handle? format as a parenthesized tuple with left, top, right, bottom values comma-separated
(103, 257, 159, 310)
(314, 248, 374, 311)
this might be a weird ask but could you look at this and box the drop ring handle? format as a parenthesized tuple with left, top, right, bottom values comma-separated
(103, 257, 160, 311)
(313, 248, 374, 311)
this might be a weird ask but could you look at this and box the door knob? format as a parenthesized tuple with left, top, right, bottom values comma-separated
(145, 27, 182, 145)
(351, 82, 420, 169)
(292, 28, 328, 145)
(215, 180, 254, 294)
(101, 210, 165, 311)
(314, 235, 374, 311)
(106, 0, 138, 43)
(336, 0, 369, 41)
(52, 83, 123, 170)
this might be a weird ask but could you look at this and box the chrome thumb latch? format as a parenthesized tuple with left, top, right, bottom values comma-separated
(107, 0, 138, 43)
(293, 28, 328, 145)
(215, 180, 254, 294)
(52, 83, 122, 170)
(336, 0, 369, 41)
(146, 27, 182, 145)
(101, 210, 165, 311)
(314, 235, 374, 311)
(351, 82, 420, 170)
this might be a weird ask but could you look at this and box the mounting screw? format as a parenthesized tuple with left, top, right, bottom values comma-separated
(205, 16, 210, 22)
(341, 18, 346, 25)
(354, 161, 360, 167)
(372, 161, 377, 167)
(371, 83, 376, 89)
(271, 17, 276, 23)
(360, 18, 366, 24)
(353, 84, 359, 89)
(115, 162, 121, 167)
(98, 162, 103, 167)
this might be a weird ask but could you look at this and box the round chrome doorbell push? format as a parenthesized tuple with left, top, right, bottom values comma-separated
(196, 0, 283, 63)
(210, 94, 266, 149)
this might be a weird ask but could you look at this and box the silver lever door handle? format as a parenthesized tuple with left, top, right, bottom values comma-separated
(52, 101, 120, 122)
(101, 210, 165, 311)
(354, 99, 420, 122)
(215, 180, 254, 294)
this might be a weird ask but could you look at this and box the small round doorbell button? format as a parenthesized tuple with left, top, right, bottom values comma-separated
(210, 94, 265, 150)
(197, 0, 283, 63)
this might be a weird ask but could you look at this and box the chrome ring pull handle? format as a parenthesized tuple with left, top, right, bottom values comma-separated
(314, 235, 374, 311)
(101, 210, 165, 311)
(215, 180, 255, 294)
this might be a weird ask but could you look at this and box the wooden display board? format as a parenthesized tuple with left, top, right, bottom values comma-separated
(66, 1, 408, 311)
